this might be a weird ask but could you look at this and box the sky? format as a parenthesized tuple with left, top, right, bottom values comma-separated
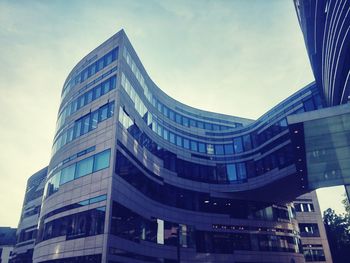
(0, 0, 346, 227)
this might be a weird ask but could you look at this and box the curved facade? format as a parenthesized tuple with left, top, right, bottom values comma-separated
(32, 30, 328, 263)
(11, 167, 47, 263)
(295, 0, 350, 106)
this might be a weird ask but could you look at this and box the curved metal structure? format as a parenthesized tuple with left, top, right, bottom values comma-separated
(295, 0, 350, 106)
(31, 30, 328, 263)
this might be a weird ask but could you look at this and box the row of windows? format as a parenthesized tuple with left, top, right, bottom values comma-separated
(17, 227, 37, 243)
(120, 76, 291, 157)
(299, 223, 320, 237)
(43, 194, 107, 220)
(61, 47, 118, 99)
(56, 76, 116, 133)
(48, 146, 95, 178)
(123, 47, 242, 131)
(37, 254, 101, 263)
(109, 248, 176, 263)
(37, 207, 105, 242)
(115, 149, 291, 221)
(295, 202, 315, 212)
(111, 201, 300, 254)
(52, 101, 114, 156)
(44, 149, 111, 198)
(119, 108, 295, 184)
(304, 248, 326, 261)
(205, 84, 323, 137)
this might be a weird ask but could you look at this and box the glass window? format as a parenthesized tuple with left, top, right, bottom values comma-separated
(304, 98, 315, 111)
(198, 143, 206, 153)
(108, 102, 114, 118)
(243, 134, 252, 151)
(213, 124, 220, 131)
(176, 136, 183, 147)
(183, 138, 190, 149)
(162, 106, 168, 117)
(75, 156, 94, 178)
(204, 122, 212, 130)
(93, 149, 111, 172)
(169, 132, 175, 144)
(97, 58, 104, 71)
(85, 91, 93, 104)
(90, 63, 96, 75)
(169, 110, 175, 121)
(197, 121, 204, 129)
(99, 104, 108, 122)
(89, 194, 107, 204)
(101, 80, 111, 95)
(47, 172, 60, 196)
(215, 144, 224, 155)
(175, 113, 182, 124)
(74, 119, 83, 138)
(190, 141, 198, 151)
(105, 52, 113, 65)
(60, 164, 76, 185)
(183, 117, 189, 127)
(94, 85, 102, 100)
(189, 119, 196, 127)
(82, 115, 90, 135)
(90, 111, 99, 130)
(163, 129, 169, 140)
(234, 137, 243, 153)
(227, 164, 237, 182)
(237, 163, 247, 179)
(157, 101, 162, 112)
(77, 96, 85, 109)
(224, 144, 234, 154)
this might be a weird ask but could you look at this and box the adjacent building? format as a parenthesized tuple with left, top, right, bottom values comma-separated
(11, 167, 47, 263)
(0, 227, 16, 263)
(294, 191, 333, 262)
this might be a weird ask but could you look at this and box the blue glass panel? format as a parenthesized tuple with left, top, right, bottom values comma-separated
(204, 123, 212, 130)
(89, 194, 107, 204)
(190, 141, 198, 151)
(237, 163, 247, 179)
(226, 164, 237, 182)
(224, 144, 234, 154)
(215, 144, 224, 155)
(176, 136, 183, 147)
(197, 121, 204, 129)
(183, 138, 190, 149)
(169, 132, 175, 144)
(82, 115, 90, 134)
(189, 119, 196, 127)
(60, 164, 76, 185)
(233, 137, 243, 153)
(169, 110, 175, 121)
(198, 143, 206, 153)
(75, 156, 94, 178)
(99, 104, 108, 122)
(243, 134, 252, 151)
(163, 129, 169, 140)
(183, 117, 189, 127)
(175, 113, 182, 124)
(93, 149, 111, 172)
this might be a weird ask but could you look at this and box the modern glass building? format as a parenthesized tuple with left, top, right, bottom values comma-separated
(294, 0, 350, 106)
(11, 167, 47, 263)
(22, 29, 335, 263)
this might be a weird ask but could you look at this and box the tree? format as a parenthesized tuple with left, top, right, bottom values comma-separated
(323, 196, 350, 263)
